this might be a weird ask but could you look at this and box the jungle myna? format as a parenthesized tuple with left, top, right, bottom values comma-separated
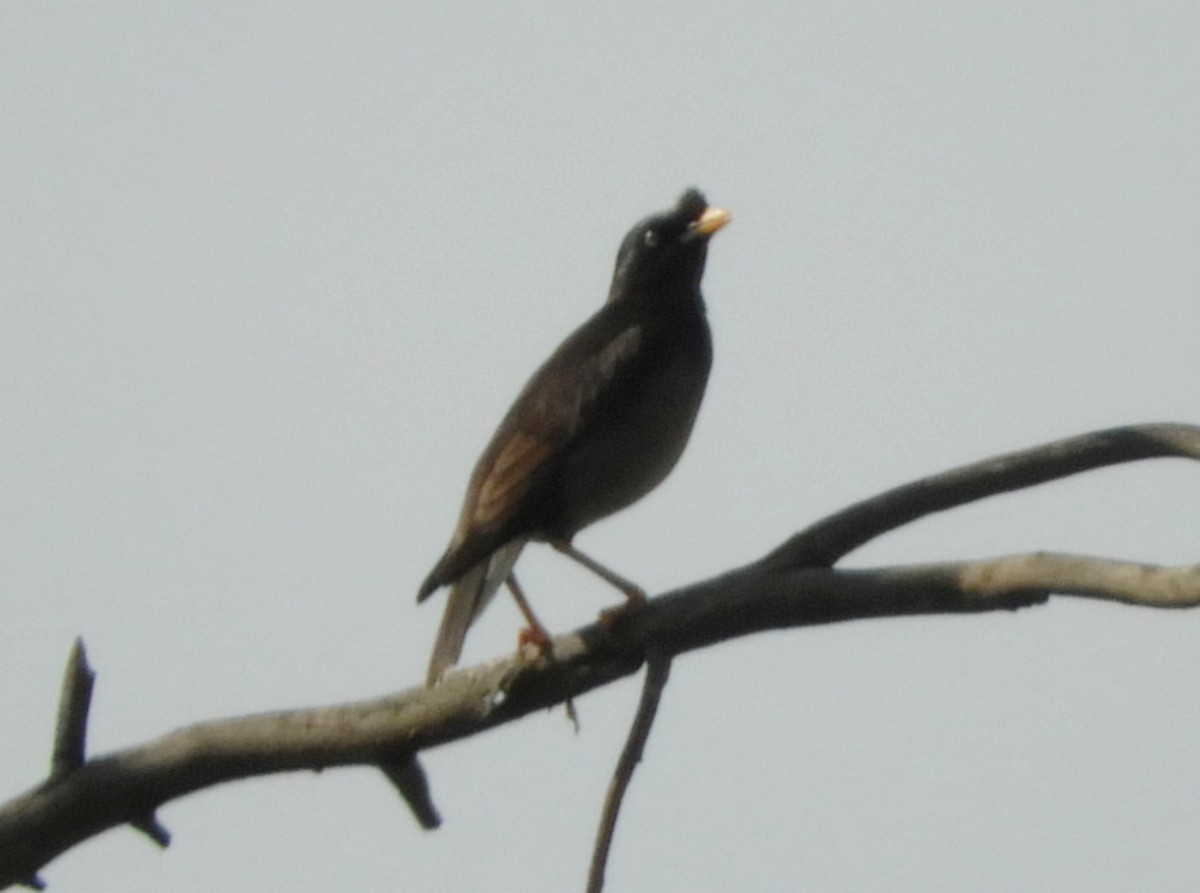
(418, 188, 730, 686)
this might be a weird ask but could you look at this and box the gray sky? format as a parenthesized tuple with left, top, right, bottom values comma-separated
(3, 3, 1199, 891)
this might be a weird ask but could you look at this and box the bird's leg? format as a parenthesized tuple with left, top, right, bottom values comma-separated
(505, 572, 552, 656)
(507, 571, 580, 731)
(549, 540, 648, 605)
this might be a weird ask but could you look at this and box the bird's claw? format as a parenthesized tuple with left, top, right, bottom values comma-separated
(518, 625, 553, 662)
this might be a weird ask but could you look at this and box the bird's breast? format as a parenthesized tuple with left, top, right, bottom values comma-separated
(547, 319, 712, 535)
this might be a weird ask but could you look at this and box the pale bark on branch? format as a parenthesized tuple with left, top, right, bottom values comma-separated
(1, 422, 1198, 890)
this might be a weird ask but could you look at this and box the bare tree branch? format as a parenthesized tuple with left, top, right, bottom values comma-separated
(4, 552, 1198, 887)
(763, 423, 1200, 570)
(49, 639, 93, 781)
(2, 422, 1198, 888)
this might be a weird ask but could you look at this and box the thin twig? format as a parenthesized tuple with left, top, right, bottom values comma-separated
(379, 756, 442, 830)
(130, 813, 171, 848)
(586, 654, 672, 893)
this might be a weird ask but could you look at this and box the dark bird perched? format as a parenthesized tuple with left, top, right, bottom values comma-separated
(418, 188, 730, 686)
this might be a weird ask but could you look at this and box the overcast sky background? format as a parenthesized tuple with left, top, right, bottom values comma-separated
(3, 4, 1199, 891)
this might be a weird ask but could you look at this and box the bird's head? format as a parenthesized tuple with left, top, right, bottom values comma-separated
(608, 188, 730, 300)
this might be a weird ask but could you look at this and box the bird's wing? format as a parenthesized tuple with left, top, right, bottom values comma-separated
(419, 321, 644, 596)
(470, 431, 558, 528)
(475, 324, 643, 509)
(471, 323, 644, 527)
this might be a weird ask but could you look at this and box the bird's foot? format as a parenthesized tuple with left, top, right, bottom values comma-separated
(515, 626, 578, 730)
(517, 624, 553, 662)
(617, 584, 648, 607)
(597, 591, 647, 629)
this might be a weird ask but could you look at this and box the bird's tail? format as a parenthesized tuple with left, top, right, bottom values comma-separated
(425, 541, 524, 687)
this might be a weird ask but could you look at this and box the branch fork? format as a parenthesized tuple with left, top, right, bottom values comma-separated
(3, 422, 1199, 890)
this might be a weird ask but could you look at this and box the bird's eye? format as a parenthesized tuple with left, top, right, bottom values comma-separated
(642, 230, 658, 248)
